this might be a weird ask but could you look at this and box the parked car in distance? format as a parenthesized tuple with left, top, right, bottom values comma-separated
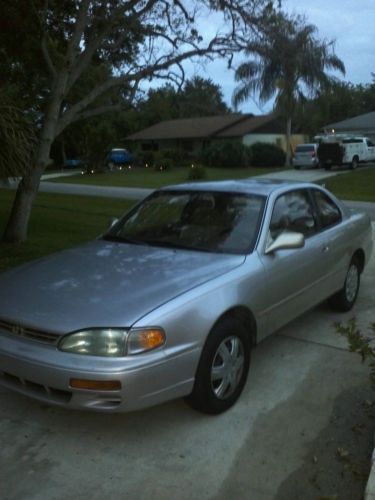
(292, 143, 320, 169)
(0, 180, 372, 414)
(105, 148, 134, 170)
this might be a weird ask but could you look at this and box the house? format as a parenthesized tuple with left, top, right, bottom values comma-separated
(324, 111, 375, 142)
(126, 114, 306, 153)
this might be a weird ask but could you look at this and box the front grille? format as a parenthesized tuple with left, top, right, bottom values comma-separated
(0, 319, 59, 345)
(0, 370, 72, 404)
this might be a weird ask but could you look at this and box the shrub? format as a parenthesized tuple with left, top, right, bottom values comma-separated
(161, 148, 185, 166)
(152, 151, 172, 171)
(249, 142, 286, 167)
(336, 319, 375, 388)
(139, 151, 155, 167)
(187, 164, 206, 180)
(201, 141, 252, 168)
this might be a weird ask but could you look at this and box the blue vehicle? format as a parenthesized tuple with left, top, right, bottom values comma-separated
(105, 148, 133, 169)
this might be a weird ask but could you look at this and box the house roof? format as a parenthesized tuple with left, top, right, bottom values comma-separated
(216, 114, 282, 137)
(325, 111, 375, 132)
(127, 114, 280, 141)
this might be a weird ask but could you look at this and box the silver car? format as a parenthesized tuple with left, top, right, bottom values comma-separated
(0, 180, 372, 414)
(293, 143, 320, 169)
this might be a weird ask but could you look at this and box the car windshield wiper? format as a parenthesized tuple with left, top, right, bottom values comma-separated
(140, 238, 215, 253)
(101, 234, 143, 245)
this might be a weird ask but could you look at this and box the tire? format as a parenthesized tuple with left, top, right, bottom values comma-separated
(185, 318, 251, 414)
(328, 258, 361, 312)
(350, 156, 359, 170)
(294, 165, 301, 170)
(324, 163, 332, 170)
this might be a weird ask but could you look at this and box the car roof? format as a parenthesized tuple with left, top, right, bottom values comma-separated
(162, 178, 317, 197)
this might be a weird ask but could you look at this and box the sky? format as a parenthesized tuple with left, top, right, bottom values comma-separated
(185, 0, 374, 114)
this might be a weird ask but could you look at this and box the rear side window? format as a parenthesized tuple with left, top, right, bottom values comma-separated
(312, 190, 341, 229)
(295, 145, 315, 153)
(270, 190, 317, 238)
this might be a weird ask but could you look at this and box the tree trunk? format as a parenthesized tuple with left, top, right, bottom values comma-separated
(2, 166, 44, 242)
(2, 72, 69, 242)
(285, 116, 292, 167)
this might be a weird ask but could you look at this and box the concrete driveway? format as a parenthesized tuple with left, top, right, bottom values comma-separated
(1, 225, 374, 500)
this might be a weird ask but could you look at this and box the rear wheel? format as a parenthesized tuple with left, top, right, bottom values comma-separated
(324, 163, 332, 170)
(185, 318, 251, 414)
(328, 258, 361, 311)
(350, 156, 359, 170)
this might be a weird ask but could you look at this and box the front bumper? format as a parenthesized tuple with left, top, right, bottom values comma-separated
(0, 331, 198, 412)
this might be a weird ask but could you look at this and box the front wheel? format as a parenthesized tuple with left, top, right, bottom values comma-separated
(328, 258, 361, 311)
(185, 318, 251, 414)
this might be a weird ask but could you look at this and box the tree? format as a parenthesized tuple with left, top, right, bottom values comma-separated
(232, 13, 345, 165)
(293, 80, 375, 135)
(179, 76, 230, 117)
(136, 76, 230, 129)
(0, 89, 36, 181)
(2, 0, 274, 242)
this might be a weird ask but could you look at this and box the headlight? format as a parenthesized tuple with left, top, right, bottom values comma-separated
(59, 329, 127, 357)
(58, 327, 165, 357)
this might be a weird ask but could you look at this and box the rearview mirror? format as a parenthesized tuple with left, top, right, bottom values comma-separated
(265, 231, 305, 255)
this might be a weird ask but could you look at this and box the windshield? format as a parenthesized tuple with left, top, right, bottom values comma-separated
(104, 190, 265, 254)
(295, 145, 315, 153)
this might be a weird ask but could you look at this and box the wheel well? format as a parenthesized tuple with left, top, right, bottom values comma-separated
(352, 249, 365, 273)
(212, 307, 257, 346)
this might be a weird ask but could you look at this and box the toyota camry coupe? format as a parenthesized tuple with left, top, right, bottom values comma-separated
(0, 179, 372, 413)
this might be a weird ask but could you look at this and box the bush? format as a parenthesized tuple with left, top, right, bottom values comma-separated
(139, 151, 155, 167)
(249, 142, 286, 167)
(336, 319, 375, 388)
(187, 164, 206, 180)
(152, 151, 172, 171)
(201, 141, 252, 168)
(161, 148, 185, 166)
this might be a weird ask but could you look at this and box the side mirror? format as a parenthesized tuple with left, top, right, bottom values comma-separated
(265, 231, 305, 255)
(108, 217, 119, 229)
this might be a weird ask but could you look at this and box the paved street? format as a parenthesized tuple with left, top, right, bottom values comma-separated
(1, 225, 374, 500)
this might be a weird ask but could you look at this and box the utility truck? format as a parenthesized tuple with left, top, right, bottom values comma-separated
(315, 134, 375, 170)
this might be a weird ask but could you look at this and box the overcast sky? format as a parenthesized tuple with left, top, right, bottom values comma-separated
(185, 0, 374, 114)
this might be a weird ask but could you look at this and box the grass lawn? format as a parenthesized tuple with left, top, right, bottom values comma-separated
(49, 165, 287, 189)
(323, 166, 375, 202)
(0, 190, 135, 273)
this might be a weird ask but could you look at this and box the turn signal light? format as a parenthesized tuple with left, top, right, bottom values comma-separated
(70, 378, 121, 391)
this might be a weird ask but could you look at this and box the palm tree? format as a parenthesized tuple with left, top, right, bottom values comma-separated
(232, 14, 345, 165)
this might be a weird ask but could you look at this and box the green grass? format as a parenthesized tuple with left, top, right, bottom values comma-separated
(324, 167, 375, 202)
(49, 166, 287, 189)
(0, 190, 135, 272)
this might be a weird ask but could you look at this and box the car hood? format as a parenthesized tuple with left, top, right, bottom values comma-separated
(0, 240, 245, 335)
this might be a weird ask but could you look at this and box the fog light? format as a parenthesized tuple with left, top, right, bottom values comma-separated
(70, 379, 121, 391)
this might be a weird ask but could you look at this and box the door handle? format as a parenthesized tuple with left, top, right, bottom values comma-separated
(322, 245, 330, 253)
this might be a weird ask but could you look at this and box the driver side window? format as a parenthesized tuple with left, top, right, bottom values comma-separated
(270, 190, 317, 239)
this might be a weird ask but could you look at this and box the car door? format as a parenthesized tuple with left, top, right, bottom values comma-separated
(310, 188, 348, 292)
(258, 189, 332, 334)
